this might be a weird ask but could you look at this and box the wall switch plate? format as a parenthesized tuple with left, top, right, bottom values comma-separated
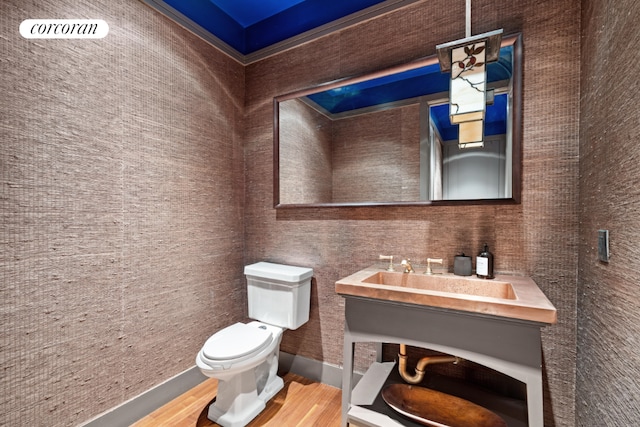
(598, 229, 609, 263)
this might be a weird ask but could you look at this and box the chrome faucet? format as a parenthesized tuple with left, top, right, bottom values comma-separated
(401, 259, 414, 273)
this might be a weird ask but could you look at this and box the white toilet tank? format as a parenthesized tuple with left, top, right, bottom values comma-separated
(244, 262, 313, 330)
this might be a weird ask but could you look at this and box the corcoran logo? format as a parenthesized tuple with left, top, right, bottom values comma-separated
(20, 19, 109, 39)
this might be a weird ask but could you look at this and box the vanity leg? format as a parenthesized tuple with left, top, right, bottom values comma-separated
(342, 338, 355, 427)
(526, 372, 544, 427)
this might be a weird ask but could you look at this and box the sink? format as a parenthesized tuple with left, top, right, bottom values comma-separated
(336, 266, 556, 324)
(362, 271, 517, 300)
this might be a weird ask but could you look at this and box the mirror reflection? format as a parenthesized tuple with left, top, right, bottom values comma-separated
(275, 34, 521, 207)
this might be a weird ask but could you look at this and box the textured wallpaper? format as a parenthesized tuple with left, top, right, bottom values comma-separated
(6, 1, 637, 427)
(245, 0, 580, 425)
(2, 1, 245, 425)
(578, 0, 640, 425)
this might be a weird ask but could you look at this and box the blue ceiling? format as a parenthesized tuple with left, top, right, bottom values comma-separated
(212, 0, 307, 27)
(142, 0, 419, 63)
(141, 0, 511, 141)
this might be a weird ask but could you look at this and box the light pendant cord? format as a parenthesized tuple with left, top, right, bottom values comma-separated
(466, 0, 471, 38)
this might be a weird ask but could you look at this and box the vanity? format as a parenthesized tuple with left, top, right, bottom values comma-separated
(336, 265, 556, 427)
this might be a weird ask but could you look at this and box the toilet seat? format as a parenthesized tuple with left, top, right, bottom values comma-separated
(200, 323, 273, 368)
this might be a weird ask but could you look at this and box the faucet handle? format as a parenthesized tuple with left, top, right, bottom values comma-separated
(425, 258, 443, 275)
(379, 255, 395, 271)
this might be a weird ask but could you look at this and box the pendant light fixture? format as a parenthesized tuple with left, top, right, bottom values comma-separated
(436, 0, 503, 148)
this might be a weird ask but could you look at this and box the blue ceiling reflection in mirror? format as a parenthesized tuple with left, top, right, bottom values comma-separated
(431, 93, 508, 141)
(141, 0, 422, 63)
(303, 45, 512, 140)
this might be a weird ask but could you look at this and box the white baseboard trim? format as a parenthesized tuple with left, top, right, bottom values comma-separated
(79, 352, 352, 426)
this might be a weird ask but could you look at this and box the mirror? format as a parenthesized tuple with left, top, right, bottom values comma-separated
(274, 33, 522, 207)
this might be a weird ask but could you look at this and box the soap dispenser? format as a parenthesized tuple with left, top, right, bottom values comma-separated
(476, 244, 494, 279)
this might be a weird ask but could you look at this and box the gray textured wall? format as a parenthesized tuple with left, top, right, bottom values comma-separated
(332, 105, 420, 203)
(1, 1, 245, 425)
(245, 0, 580, 425)
(278, 99, 333, 205)
(578, 0, 640, 425)
(8, 0, 639, 427)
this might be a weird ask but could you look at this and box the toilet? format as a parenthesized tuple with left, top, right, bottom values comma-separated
(196, 262, 313, 427)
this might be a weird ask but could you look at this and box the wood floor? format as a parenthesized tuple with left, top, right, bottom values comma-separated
(131, 373, 343, 427)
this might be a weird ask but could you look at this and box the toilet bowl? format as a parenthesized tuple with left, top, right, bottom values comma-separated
(196, 322, 284, 427)
(196, 262, 313, 427)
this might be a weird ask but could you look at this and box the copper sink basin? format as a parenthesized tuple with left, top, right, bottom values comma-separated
(362, 271, 517, 300)
(336, 266, 556, 324)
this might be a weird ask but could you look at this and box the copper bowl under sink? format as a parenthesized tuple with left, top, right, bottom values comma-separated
(381, 383, 507, 427)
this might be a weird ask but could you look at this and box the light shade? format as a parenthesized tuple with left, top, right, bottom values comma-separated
(436, 29, 503, 73)
(458, 120, 484, 148)
(436, 29, 503, 148)
(449, 41, 487, 124)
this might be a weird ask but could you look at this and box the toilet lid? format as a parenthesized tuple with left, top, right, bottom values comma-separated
(202, 323, 273, 360)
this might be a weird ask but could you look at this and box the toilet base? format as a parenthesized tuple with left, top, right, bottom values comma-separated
(207, 355, 284, 427)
